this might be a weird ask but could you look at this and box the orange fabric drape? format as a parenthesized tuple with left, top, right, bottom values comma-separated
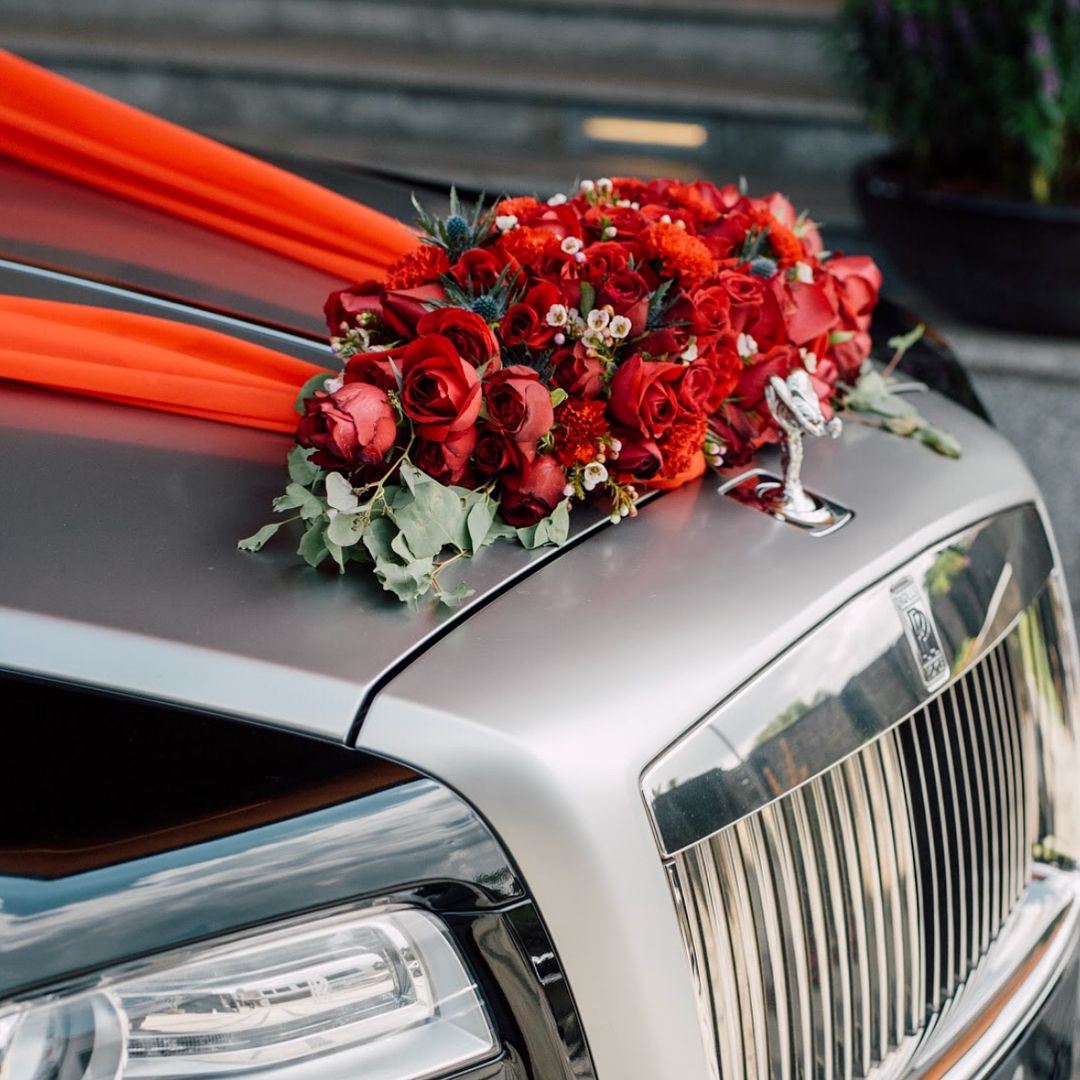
(0, 50, 417, 281)
(0, 296, 327, 432)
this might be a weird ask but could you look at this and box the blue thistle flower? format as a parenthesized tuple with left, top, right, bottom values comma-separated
(470, 295, 500, 322)
(445, 215, 470, 256)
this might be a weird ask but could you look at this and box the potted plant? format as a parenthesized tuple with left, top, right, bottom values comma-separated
(833, 0, 1080, 333)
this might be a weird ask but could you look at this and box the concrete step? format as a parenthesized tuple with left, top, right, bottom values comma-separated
(4, 26, 881, 227)
(0, 0, 839, 90)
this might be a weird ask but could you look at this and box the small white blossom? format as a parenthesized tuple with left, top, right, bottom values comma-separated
(617, 198, 632, 208)
(675, 218, 687, 230)
(737, 332, 759, 360)
(575, 251, 587, 264)
(597, 177, 614, 194)
(562, 484, 576, 498)
(609, 315, 632, 340)
(325, 472, 359, 513)
(660, 214, 672, 224)
(554, 331, 567, 346)
(495, 214, 518, 233)
(602, 225, 618, 239)
(324, 376, 344, 394)
(547, 192, 568, 206)
(546, 303, 569, 327)
(799, 347, 818, 373)
(680, 340, 699, 362)
(794, 261, 814, 284)
(561, 236, 584, 255)
(582, 461, 609, 491)
(630, 201, 640, 210)
(579, 179, 596, 193)
(581, 329, 606, 350)
(587, 308, 611, 331)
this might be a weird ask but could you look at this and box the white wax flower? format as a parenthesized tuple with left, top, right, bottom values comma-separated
(495, 214, 518, 232)
(583, 461, 609, 491)
(737, 332, 758, 360)
(587, 308, 611, 331)
(546, 303, 569, 327)
(609, 315, 632, 340)
(561, 236, 584, 255)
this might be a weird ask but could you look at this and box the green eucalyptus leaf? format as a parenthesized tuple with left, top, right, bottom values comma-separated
(325, 509, 366, 548)
(273, 482, 325, 520)
(392, 465, 467, 556)
(237, 522, 283, 553)
(487, 514, 519, 542)
(294, 370, 336, 414)
(325, 537, 347, 574)
(364, 515, 398, 562)
(297, 521, 329, 567)
(466, 496, 496, 553)
(287, 446, 322, 487)
(915, 424, 962, 459)
(515, 499, 570, 550)
(886, 324, 925, 356)
(374, 555, 434, 604)
(437, 581, 474, 609)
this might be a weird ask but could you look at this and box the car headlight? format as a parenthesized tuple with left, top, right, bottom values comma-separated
(0, 905, 496, 1079)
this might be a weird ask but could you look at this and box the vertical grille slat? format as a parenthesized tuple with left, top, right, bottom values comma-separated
(671, 635, 1039, 1080)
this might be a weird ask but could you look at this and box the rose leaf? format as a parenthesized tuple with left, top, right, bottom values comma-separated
(237, 522, 283, 553)
(287, 445, 322, 487)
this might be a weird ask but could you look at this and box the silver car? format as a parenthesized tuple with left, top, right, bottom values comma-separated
(1, 153, 1078, 1080)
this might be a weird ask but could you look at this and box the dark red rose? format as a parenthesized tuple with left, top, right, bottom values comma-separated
(400, 334, 482, 440)
(719, 270, 765, 307)
(414, 425, 478, 486)
(699, 335, 741, 411)
(636, 326, 689, 359)
(611, 429, 662, 480)
(296, 383, 397, 470)
(382, 283, 447, 336)
(499, 282, 562, 348)
(324, 280, 384, 336)
(584, 204, 647, 241)
(709, 401, 761, 467)
(689, 284, 732, 334)
(485, 365, 555, 450)
(597, 268, 650, 335)
(677, 360, 717, 416)
(473, 426, 517, 476)
(515, 202, 583, 241)
(824, 255, 882, 380)
(608, 353, 684, 437)
(551, 346, 605, 399)
(581, 240, 632, 282)
(500, 454, 567, 527)
(450, 248, 509, 292)
(416, 308, 500, 370)
(343, 345, 406, 393)
(734, 345, 798, 414)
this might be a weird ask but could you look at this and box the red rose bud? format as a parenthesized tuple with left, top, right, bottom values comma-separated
(597, 268, 650, 335)
(611, 429, 663, 480)
(414, 425, 478, 487)
(551, 346, 605, 399)
(296, 383, 397, 470)
(608, 353, 683, 438)
(499, 454, 567, 527)
(450, 247, 509, 292)
(382, 283, 447, 336)
(416, 308, 500, 370)
(343, 344, 406, 393)
(324, 280, 384, 336)
(400, 334, 482, 441)
(485, 365, 555, 449)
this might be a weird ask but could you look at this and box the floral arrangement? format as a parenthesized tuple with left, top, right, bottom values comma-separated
(240, 176, 939, 606)
(833, 0, 1080, 204)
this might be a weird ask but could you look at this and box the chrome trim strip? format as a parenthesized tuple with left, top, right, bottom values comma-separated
(643, 504, 1054, 857)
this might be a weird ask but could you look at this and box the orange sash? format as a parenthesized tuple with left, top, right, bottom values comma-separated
(0, 50, 417, 281)
(0, 297, 325, 432)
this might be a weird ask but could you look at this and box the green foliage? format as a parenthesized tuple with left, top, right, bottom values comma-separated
(411, 188, 494, 261)
(832, 0, 1080, 203)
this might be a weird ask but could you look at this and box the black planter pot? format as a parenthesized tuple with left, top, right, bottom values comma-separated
(855, 156, 1080, 335)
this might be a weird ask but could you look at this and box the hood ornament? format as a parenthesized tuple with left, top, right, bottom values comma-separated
(761, 369, 843, 529)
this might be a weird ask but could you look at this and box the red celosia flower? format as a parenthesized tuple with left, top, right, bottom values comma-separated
(643, 222, 715, 286)
(552, 399, 610, 468)
(384, 244, 451, 290)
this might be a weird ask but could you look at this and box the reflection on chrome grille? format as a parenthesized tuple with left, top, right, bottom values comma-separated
(671, 635, 1038, 1080)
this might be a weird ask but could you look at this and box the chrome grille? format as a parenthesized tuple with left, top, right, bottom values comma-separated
(670, 635, 1038, 1080)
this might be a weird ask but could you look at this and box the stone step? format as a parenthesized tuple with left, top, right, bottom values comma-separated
(4, 26, 881, 226)
(0, 0, 839, 90)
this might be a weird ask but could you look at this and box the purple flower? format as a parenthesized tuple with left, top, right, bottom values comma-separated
(1030, 29, 1052, 57)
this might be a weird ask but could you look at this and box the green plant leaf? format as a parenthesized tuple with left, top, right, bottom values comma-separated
(436, 581, 474, 608)
(363, 515, 398, 562)
(516, 498, 570, 549)
(466, 495, 496, 554)
(325, 509, 366, 548)
(273, 482, 326, 520)
(374, 555, 434, 604)
(297, 521, 328, 567)
(886, 324, 926, 357)
(294, 370, 335, 414)
(394, 464, 467, 556)
(287, 446, 322, 487)
(579, 281, 596, 316)
(237, 522, 283, 553)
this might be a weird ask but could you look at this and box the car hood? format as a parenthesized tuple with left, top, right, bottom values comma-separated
(0, 361, 1040, 744)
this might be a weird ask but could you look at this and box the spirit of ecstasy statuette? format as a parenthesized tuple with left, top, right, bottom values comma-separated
(763, 369, 843, 528)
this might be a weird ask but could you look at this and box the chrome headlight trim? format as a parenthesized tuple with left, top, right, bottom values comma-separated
(642, 503, 1056, 856)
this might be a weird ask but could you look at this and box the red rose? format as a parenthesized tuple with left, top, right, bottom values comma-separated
(499, 282, 562, 348)
(342, 346, 404, 393)
(416, 308, 500, 370)
(584, 204, 648, 241)
(677, 360, 717, 416)
(825, 255, 882, 380)
(474, 426, 517, 476)
(772, 278, 838, 346)
(608, 354, 683, 437)
(485, 365, 555, 449)
(551, 346, 605, 399)
(735, 345, 798, 414)
(581, 240, 633, 282)
(450, 248, 509, 292)
(597, 268, 651, 335)
(500, 454, 567, 527)
(324, 280, 383, 336)
(636, 326, 689, 359)
(515, 202, 583, 241)
(611, 429, 662, 480)
(382, 283, 447, 336)
(414, 425, 478, 486)
(296, 383, 397, 470)
(699, 335, 741, 411)
(689, 284, 732, 334)
(709, 401, 761, 467)
(400, 335, 482, 440)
